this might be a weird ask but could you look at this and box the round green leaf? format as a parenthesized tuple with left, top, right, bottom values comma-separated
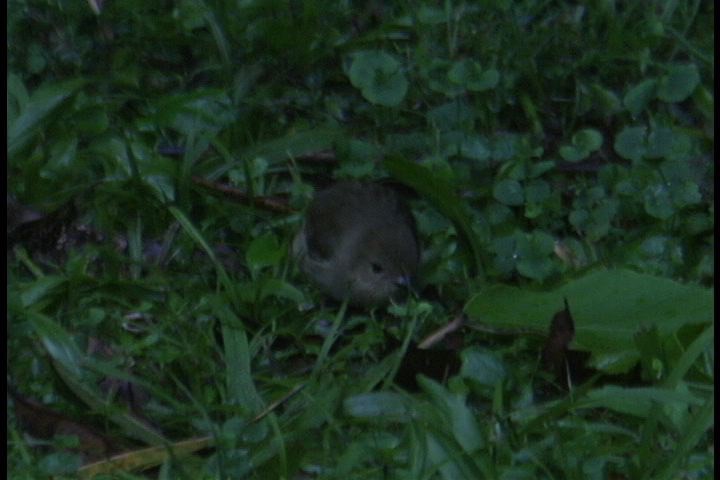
(448, 60, 476, 85)
(587, 200, 618, 241)
(515, 230, 556, 281)
(614, 126, 647, 162)
(666, 130, 693, 161)
(524, 202, 543, 219)
(449, 60, 499, 91)
(640, 235, 668, 257)
(569, 208, 590, 231)
(657, 64, 700, 103)
(671, 181, 701, 208)
(485, 202, 513, 225)
(472, 69, 500, 91)
(524, 179, 550, 203)
(490, 233, 519, 275)
(460, 136, 491, 161)
(491, 133, 520, 161)
(425, 58, 465, 97)
(644, 184, 675, 219)
(646, 126, 675, 159)
(559, 144, 588, 162)
(246, 233, 283, 270)
(493, 179, 524, 206)
(573, 128, 603, 152)
(348, 51, 408, 106)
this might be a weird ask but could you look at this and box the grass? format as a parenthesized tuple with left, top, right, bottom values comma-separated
(7, 0, 713, 478)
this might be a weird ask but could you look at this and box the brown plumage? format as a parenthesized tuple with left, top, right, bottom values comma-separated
(293, 181, 419, 306)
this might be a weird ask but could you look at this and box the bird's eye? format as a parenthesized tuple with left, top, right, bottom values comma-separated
(370, 262, 384, 274)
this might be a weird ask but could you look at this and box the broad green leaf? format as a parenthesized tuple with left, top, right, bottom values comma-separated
(425, 433, 463, 479)
(8, 78, 85, 159)
(30, 312, 85, 378)
(655, 396, 714, 480)
(589, 83, 622, 116)
(343, 392, 412, 421)
(20, 275, 67, 308)
(528, 160, 556, 178)
(465, 269, 712, 372)
(460, 348, 507, 386)
(169, 205, 235, 297)
(624, 79, 658, 116)
(29, 313, 169, 445)
(424, 430, 483, 479)
(665, 323, 713, 388)
(212, 299, 265, 414)
(42, 136, 78, 178)
(150, 89, 235, 137)
(578, 385, 703, 420)
(258, 278, 306, 303)
(418, 375, 484, 452)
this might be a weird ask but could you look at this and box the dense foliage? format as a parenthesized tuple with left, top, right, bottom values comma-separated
(8, 1, 713, 478)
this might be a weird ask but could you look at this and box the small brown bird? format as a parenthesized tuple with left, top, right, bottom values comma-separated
(293, 181, 419, 306)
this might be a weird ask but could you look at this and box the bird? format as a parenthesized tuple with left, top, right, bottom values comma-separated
(292, 181, 420, 306)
